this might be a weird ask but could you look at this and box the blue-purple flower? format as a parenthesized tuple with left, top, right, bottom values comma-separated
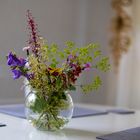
(25, 73, 34, 80)
(12, 69, 22, 79)
(19, 58, 27, 66)
(7, 52, 27, 67)
(7, 52, 31, 80)
(12, 69, 33, 80)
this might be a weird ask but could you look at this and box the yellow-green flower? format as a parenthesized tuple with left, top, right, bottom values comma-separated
(48, 67, 63, 76)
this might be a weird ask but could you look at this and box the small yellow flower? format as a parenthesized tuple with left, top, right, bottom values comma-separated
(49, 67, 63, 75)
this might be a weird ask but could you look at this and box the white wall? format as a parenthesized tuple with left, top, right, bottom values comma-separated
(129, 0, 140, 108)
(0, 0, 112, 105)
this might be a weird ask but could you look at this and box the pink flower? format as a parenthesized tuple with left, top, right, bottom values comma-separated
(23, 46, 31, 51)
(83, 62, 91, 71)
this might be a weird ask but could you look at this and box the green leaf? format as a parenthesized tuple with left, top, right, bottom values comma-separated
(93, 50, 101, 58)
(68, 84, 76, 91)
(96, 57, 110, 72)
(81, 76, 102, 93)
(50, 63, 56, 68)
(29, 95, 48, 113)
(61, 92, 67, 100)
(65, 41, 75, 48)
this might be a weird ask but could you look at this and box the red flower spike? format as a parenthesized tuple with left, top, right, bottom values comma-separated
(26, 10, 40, 56)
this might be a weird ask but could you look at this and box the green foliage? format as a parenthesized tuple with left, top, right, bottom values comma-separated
(28, 41, 110, 94)
(29, 95, 49, 113)
(81, 76, 102, 93)
(28, 91, 70, 131)
(31, 112, 68, 131)
(68, 84, 76, 91)
(96, 57, 111, 72)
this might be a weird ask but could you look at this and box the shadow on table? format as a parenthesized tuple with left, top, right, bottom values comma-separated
(63, 128, 102, 138)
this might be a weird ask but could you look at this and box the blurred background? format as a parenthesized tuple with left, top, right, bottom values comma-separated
(0, 0, 139, 109)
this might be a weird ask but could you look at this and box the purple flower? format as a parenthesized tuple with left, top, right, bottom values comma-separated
(83, 62, 91, 71)
(25, 73, 34, 80)
(70, 63, 77, 69)
(67, 54, 77, 62)
(19, 58, 27, 66)
(7, 52, 26, 67)
(68, 54, 73, 60)
(7, 52, 20, 66)
(12, 69, 22, 79)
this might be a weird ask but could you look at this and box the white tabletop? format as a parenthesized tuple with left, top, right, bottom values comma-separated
(1, 104, 140, 140)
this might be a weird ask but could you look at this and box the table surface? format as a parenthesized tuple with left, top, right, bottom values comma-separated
(1, 104, 140, 140)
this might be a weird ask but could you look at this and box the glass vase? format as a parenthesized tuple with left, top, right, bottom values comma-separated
(25, 89, 74, 131)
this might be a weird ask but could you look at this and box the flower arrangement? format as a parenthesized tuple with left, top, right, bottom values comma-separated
(7, 10, 110, 131)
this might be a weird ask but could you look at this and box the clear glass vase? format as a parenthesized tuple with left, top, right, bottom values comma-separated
(25, 90, 74, 131)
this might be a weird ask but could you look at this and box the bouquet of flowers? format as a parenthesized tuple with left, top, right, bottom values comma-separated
(7, 10, 110, 131)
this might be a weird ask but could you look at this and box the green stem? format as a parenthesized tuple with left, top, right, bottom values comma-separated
(49, 110, 61, 129)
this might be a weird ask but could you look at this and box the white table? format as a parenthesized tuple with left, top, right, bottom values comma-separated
(1, 104, 140, 140)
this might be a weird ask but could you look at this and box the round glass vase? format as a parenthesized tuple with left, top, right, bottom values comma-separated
(25, 90, 74, 131)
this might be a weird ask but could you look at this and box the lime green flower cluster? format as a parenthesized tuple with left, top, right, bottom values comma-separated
(27, 39, 110, 95)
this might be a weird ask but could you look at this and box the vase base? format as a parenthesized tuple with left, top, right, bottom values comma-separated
(29, 117, 69, 131)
